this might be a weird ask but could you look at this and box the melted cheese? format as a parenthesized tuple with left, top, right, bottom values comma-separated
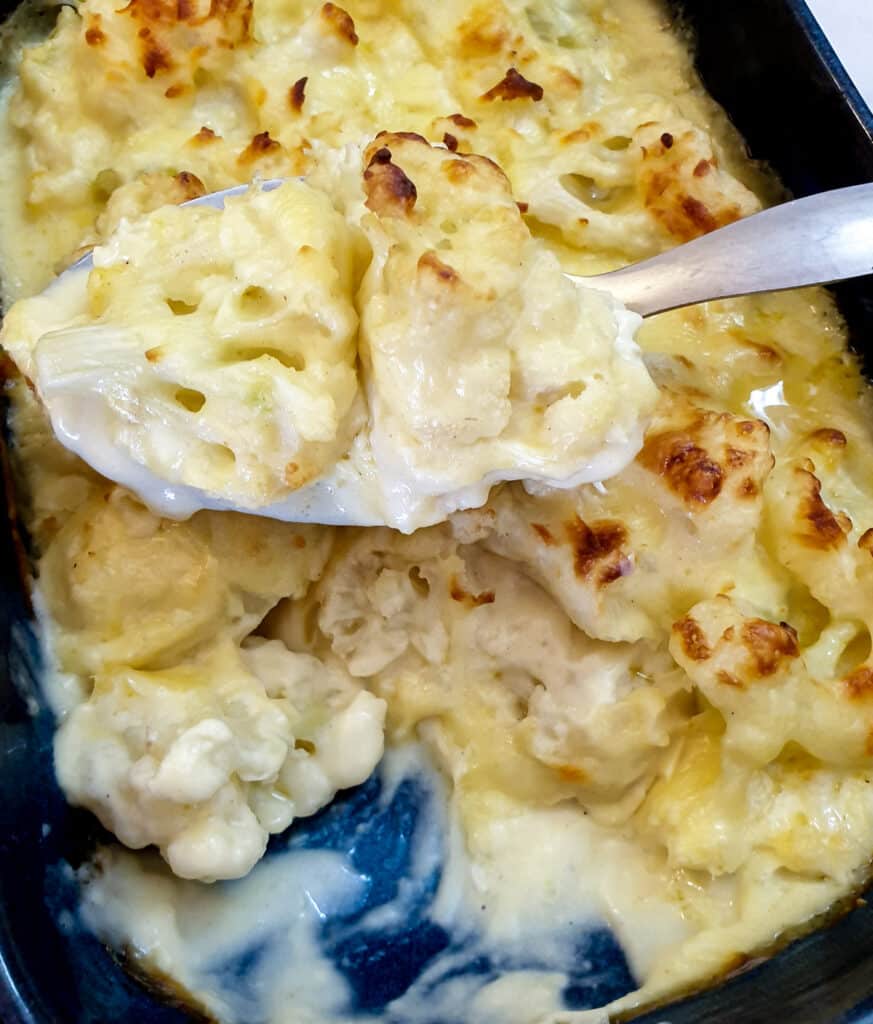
(2, 0, 873, 1019)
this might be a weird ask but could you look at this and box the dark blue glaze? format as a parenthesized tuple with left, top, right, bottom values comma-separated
(2, 1, 873, 1022)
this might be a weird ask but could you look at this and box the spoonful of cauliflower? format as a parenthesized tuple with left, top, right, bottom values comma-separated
(3, 132, 870, 532)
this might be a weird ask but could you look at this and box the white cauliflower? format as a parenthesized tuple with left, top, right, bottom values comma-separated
(55, 637, 385, 881)
(467, 396, 779, 643)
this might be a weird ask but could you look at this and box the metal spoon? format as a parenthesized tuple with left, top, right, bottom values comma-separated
(580, 181, 873, 316)
(32, 180, 873, 530)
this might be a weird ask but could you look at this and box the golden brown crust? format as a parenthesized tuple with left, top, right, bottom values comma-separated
(84, 15, 106, 46)
(448, 575, 496, 608)
(640, 432, 723, 506)
(319, 3, 358, 45)
(140, 29, 174, 78)
(792, 467, 848, 550)
(237, 131, 282, 165)
(115, 0, 253, 84)
(188, 126, 220, 145)
(672, 615, 712, 661)
(740, 618, 799, 676)
(809, 427, 848, 448)
(638, 127, 746, 242)
(844, 666, 873, 701)
(564, 517, 627, 586)
(481, 67, 544, 102)
(363, 147, 418, 217)
(289, 76, 307, 112)
(639, 408, 772, 508)
(173, 171, 206, 200)
(417, 251, 459, 285)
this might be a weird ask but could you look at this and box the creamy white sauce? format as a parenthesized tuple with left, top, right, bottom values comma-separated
(79, 744, 690, 1024)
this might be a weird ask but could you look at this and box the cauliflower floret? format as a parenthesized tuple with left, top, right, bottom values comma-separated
(291, 526, 687, 818)
(55, 637, 385, 881)
(358, 131, 657, 529)
(467, 396, 779, 643)
(639, 710, 873, 884)
(310, 526, 456, 677)
(671, 595, 873, 767)
(3, 180, 363, 506)
(12, 0, 255, 213)
(5, 133, 656, 531)
(517, 117, 760, 260)
(39, 486, 332, 678)
(766, 458, 873, 627)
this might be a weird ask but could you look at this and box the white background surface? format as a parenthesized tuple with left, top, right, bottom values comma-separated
(805, 0, 873, 111)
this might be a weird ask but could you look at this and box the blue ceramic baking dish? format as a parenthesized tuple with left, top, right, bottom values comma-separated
(1, 1, 873, 1022)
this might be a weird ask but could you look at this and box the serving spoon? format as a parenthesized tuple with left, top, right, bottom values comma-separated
(31, 180, 873, 529)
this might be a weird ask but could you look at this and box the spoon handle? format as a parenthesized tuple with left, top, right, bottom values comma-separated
(575, 183, 873, 317)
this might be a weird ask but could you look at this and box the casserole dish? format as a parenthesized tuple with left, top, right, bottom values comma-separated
(1, 1, 873, 1023)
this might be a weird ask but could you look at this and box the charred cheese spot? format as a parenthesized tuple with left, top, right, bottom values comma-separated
(481, 67, 544, 102)
(859, 529, 873, 554)
(448, 575, 495, 607)
(637, 126, 749, 242)
(793, 467, 847, 550)
(725, 447, 752, 468)
(363, 148, 417, 217)
(844, 666, 873, 701)
(84, 16, 106, 46)
(237, 131, 281, 165)
(173, 171, 206, 200)
(673, 615, 711, 661)
(679, 195, 718, 233)
(319, 2, 358, 45)
(189, 125, 219, 145)
(809, 427, 848, 448)
(448, 113, 476, 128)
(443, 132, 459, 152)
(740, 618, 799, 677)
(289, 76, 307, 112)
(140, 30, 173, 78)
(717, 670, 743, 688)
(564, 517, 627, 585)
(417, 251, 459, 284)
(640, 431, 723, 506)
